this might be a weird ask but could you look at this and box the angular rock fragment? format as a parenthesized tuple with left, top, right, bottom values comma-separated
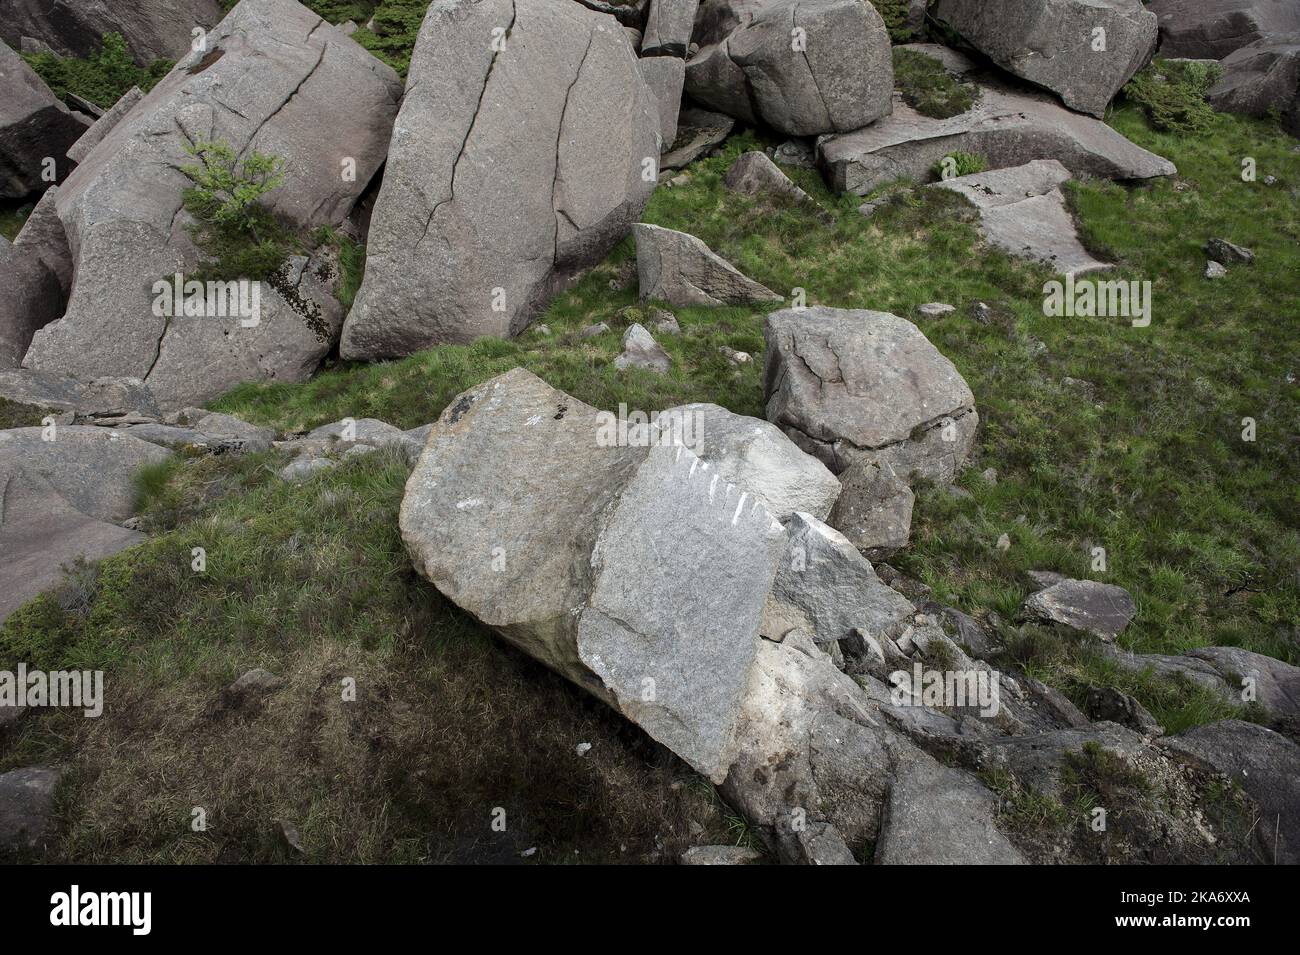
(763, 306, 977, 483)
(679, 844, 764, 864)
(642, 0, 702, 56)
(614, 323, 673, 374)
(634, 223, 782, 307)
(0, 236, 62, 368)
(660, 107, 734, 169)
(817, 79, 1177, 197)
(341, 0, 658, 356)
(0, 766, 62, 852)
(1147, 0, 1300, 60)
(932, 159, 1110, 276)
(685, 0, 893, 136)
(12, 186, 72, 296)
(723, 151, 832, 221)
(0, 39, 85, 197)
(1021, 576, 1136, 641)
(931, 0, 1157, 117)
(0, 0, 225, 63)
(638, 54, 686, 147)
(826, 457, 914, 559)
(65, 86, 143, 164)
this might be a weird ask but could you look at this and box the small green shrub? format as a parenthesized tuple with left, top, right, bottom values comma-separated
(22, 33, 173, 109)
(894, 48, 978, 119)
(932, 151, 988, 180)
(868, 0, 919, 42)
(1122, 58, 1224, 134)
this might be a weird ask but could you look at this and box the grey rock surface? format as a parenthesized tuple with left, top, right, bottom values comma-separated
(932, 159, 1111, 277)
(0, 236, 62, 368)
(723, 151, 831, 221)
(660, 107, 734, 169)
(826, 457, 914, 559)
(1085, 685, 1164, 736)
(0, 369, 159, 420)
(65, 86, 143, 164)
(643, 0, 702, 56)
(817, 78, 1177, 196)
(341, 0, 658, 356)
(614, 323, 673, 374)
(0, 0, 225, 63)
(0, 766, 62, 852)
(634, 223, 782, 307)
(639, 54, 686, 147)
(1209, 37, 1300, 136)
(763, 306, 978, 483)
(685, 0, 893, 136)
(12, 186, 72, 296)
(1022, 577, 1136, 641)
(0, 39, 85, 198)
(1148, 0, 1300, 60)
(931, 0, 1157, 117)
(679, 844, 765, 864)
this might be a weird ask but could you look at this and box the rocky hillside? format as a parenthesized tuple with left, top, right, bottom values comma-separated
(1, 0, 1298, 864)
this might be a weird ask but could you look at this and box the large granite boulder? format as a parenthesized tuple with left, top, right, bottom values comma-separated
(762, 306, 977, 483)
(634, 223, 783, 307)
(21, 0, 401, 407)
(0, 369, 159, 421)
(685, 0, 893, 136)
(0, 0, 226, 64)
(931, 159, 1111, 277)
(0, 39, 86, 198)
(1147, 0, 1300, 60)
(642, 0, 702, 56)
(0, 237, 62, 368)
(341, 0, 658, 357)
(1207, 36, 1300, 137)
(817, 78, 1177, 196)
(401, 368, 786, 783)
(931, 0, 1157, 118)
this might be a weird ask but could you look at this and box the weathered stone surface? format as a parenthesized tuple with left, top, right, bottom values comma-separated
(817, 79, 1176, 197)
(932, 159, 1110, 277)
(638, 54, 686, 148)
(763, 306, 978, 483)
(401, 368, 786, 783)
(1148, 0, 1300, 60)
(1161, 720, 1300, 863)
(279, 456, 334, 483)
(341, 0, 657, 356)
(0, 39, 85, 197)
(0, 463, 144, 623)
(1184, 646, 1300, 715)
(680, 844, 765, 864)
(1205, 237, 1256, 265)
(764, 512, 915, 645)
(12, 186, 72, 296)
(666, 402, 840, 521)
(0, 236, 62, 368)
(0, 425, 170, 522)
(1022, 576, 1136, 641)
(614, 323, 673, 374)
(979, 722, 1148, 800)
(22, 0, 400, 405)
(897, 43, 978, 76)
(723, 150, 831, 221)
(0, 0, 225, 63)
(1085, 685, 1164, 736)
(931, 0, 1157, 118)
(306, 417, 418, 456)
(643, 0, 702, 56)
(685, 0, 893, 136)
(65, 86, 142, 164)
(875, 756, 1026, 864)
(826, 457, 913, 559)
(661, 107, 734, 169)
(125, 410, 274, 454)
(1208, 37, 1300, 137)
(0, 369, 159, 419)
(0, 766, 62, 852)
(634, 223, 782, 307)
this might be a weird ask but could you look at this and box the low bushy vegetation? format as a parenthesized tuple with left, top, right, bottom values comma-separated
(22, 33, 173, 109)
(1122, 58, 1224, 134)
(894, 47, 978, 118)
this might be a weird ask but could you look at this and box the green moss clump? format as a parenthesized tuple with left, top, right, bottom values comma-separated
(894, 48, 979, 119)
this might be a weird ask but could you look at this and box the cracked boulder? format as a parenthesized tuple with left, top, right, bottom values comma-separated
(763, 306, 978, 484)
(817, 77, 1176, 197)
(20, 0, 402, 408)
(66, 86, 143, 165)
(0, 369, 159, 422)
(932, 159, 1110, 277)
(826, 457, 913, 559)
(341, 0, 658, 356)
(638, 54, 686, 150)
(931, 0, 1157, 118)
(0, 39, 87, 198)
(1022, 576, 1136, 641)
(685, 0, 893, 137)
(664, 402, 841, 521)
(0, 0, 225, 64)
(642, 0, 701, 56)
(1147, 0, 1300, 60)
(1207, 36, 1300, 137)
(634, 223, 782, 307)
(401, 368, 787, 784)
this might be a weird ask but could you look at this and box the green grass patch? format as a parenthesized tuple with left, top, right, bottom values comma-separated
(894, 47, 978, 119)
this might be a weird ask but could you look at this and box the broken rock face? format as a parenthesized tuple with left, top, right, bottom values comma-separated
(1147, 0, 1300, 60)
(634, 222, 783, 307)
(341, 0, 659, 356)
(931, 0, 1158, 118)
(817, 78, 1177, 197)
(685, 0, 893, 137)
(0, 39, 86, 198)
(0, 0, 225, 63)
(1022, 576, 1136, 641)
(1207, 36, 1300, 137)
(401, 368, 786, 783)
(763, 306, 978, 483)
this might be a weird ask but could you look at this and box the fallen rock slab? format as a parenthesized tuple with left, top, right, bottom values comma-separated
(685, 0, 893, 136)
(1022, 576, 1136, 641)
(642, 0, 701, 57)
(614, 323, 673, 374)
(931, 0, 1157, 118)
(826, 457, 914, 559)
(680, 844, 764, 864)
(932, 159, 1110, 276)
(1147, 0, 1300, 60)
(12, 186, 72, 296)
(0, 39, 85, 198)
(660, 107, 734, 169)
(723, 151, 832, 221)
(638, 54, 686, 147)
(634, 222, 782, 307)
(762, 306, 978, 483)
(0, 369, 159, 421)
(817, 79, 1177, 196)
(65, 86, 143, 164)
(341, 0, 658, 356)
(0, 0, 225, 63)
(1207, 36, 1300, 137)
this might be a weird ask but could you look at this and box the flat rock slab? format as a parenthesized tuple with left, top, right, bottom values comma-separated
(1022, 576, 1136, 640)
(762, 306, 977, 483)
(401, 368, 786, 783)
(1161, 719, 1300, 864)
(817, 78, 1176, 196)
(0, 369, 159, 420)
(1148, 0, 1300, 60)
(341, 0, 657, 355)
(0, 766, 62, 852)
(932, 159, 1110, 277)
(638, 53, 686, 147)
(661, 107, 734, 169)
(634, 222, 782, 307)
(931, 0, 1157, 118)
(0, 463, 144, 623)
(642, 0, 701, 56)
